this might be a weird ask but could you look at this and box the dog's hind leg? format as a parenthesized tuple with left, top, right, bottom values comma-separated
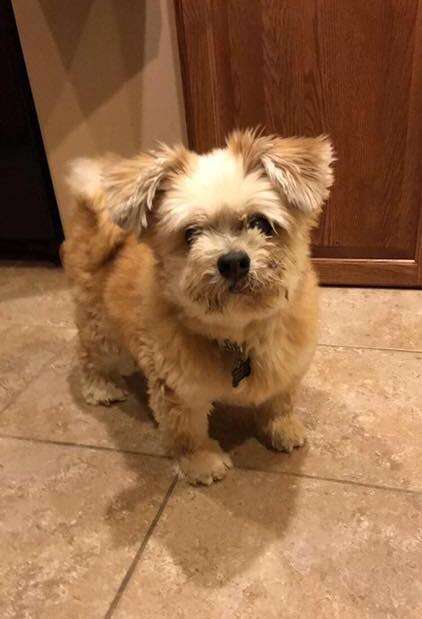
(80, 358, 128, 406)
(77, 312, 129, 406)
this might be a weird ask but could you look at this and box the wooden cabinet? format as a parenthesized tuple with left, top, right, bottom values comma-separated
(175, 0, 422, 287)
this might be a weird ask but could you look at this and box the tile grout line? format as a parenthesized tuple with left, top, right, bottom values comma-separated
(5, 314, 421, 354)
(318, 342, 422, 354)
(0, 339, 76, 417)
(237, 465, 422, 496)
(103, 476, 178, 619)
(0, 432, 171, 461)
(1, 320, 76, 331)
(1, 432, 420, 497)
(1, 327, 417, 425)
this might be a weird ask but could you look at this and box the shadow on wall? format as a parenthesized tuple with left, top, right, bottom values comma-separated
(37, 0, 162, 148)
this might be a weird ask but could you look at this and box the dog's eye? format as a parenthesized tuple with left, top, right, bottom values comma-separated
(248, 215, 273, 236)
(184, 226, 201, 246)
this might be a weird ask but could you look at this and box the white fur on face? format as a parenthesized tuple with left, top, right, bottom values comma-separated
(158, 149, 292, 235)
(153, 149, 294, 324)
(161, 223, 289, 327)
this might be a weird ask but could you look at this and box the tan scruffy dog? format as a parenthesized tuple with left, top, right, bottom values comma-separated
(63, 129, 334, 485)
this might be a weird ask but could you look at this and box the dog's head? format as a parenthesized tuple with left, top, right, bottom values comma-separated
(99, 130, 334, 327)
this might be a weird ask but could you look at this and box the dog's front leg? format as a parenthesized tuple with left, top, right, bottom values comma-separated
(149, 381, 232, 485)
(256, 391, 306, 453)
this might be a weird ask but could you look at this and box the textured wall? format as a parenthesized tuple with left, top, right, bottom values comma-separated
(12, 0, 187, 232)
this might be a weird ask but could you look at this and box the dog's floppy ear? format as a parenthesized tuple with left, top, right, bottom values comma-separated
(101, 143, 192, 235)
(261, 135, 334, 213)
(227, 129, 334, 214)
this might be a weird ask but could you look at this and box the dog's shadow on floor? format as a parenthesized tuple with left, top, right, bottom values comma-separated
(69, 367, 310, 589)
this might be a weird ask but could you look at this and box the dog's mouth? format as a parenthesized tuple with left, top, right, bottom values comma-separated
(185, 268, 283, 314)
(227, 274, 270, 297)
(228, 278, 248, 294)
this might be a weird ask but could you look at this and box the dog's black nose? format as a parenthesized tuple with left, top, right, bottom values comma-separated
(217, 251, 250, 281)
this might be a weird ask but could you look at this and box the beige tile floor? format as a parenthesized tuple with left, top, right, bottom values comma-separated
(0, 262, 421, 618)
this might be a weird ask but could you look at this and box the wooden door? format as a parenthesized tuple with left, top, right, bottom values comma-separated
(175, 0, 422, 287)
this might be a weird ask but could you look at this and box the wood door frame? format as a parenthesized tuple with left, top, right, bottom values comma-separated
(174, 0, 422, 288)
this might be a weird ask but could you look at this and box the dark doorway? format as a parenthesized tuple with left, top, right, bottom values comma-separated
(0, 0, 63, 262)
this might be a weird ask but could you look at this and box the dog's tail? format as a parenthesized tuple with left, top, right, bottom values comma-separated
(63, 157, 128, 275)
(67, 157, 104, 206)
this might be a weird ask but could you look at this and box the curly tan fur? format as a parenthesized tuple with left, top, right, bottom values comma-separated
(63, 129, 334, 485)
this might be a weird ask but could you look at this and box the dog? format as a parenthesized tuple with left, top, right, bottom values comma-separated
(63, 129, 334, 485)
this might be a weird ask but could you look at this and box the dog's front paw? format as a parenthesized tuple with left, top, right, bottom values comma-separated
(263, 415, 306, 453)
(178, 439, 233, 486)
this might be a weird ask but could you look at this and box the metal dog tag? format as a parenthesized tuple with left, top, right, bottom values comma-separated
(222, 340, 252, 388)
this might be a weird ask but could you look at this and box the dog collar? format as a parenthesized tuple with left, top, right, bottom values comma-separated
(220, 339, 251, 388)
